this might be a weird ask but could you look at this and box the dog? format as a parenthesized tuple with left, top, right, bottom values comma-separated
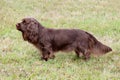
(16, 18, 112, 61)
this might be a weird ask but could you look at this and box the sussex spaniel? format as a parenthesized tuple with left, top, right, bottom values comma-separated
(16, 18, 112, 61)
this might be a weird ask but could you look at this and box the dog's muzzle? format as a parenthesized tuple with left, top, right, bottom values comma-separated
(16, 23, 21, 30)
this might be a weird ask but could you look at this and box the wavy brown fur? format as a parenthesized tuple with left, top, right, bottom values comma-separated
(16, 18, 112, 61)
(86, 32, 112, 56)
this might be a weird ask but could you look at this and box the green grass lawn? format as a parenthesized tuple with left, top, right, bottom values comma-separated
(0, 0, 120, 80)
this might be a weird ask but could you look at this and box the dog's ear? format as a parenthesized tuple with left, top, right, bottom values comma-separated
(26, 21, 39, 43)
(22, 18, 31, 24)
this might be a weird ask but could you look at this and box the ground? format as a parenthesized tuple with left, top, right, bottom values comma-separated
(0, 0, 120, 80)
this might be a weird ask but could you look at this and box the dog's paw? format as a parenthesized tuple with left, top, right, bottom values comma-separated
(49, 55, 55, 59)
(41, 57, 48, 61)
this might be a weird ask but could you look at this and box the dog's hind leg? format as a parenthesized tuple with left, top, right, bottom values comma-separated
(76, 46, 91, 60)
(75, 49, 83, 57)
(49, 52, 55, 59)
(82, 49, 91, 60)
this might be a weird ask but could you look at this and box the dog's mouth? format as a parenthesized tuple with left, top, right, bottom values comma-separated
(16, 23, 27, 41)
(16, 23, 22, 31)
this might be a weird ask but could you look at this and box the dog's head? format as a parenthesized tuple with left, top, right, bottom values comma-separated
(16, 18, 42, 43)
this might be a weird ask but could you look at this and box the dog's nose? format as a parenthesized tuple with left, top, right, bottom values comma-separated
(16, 23, 20, 27)
(16, 23, 21, 30)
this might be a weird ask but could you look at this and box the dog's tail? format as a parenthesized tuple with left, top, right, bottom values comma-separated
(86, 32, 112, 56)
(91, 41, 112, 56)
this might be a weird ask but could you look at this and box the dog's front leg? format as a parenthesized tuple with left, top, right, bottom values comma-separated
(41, 45, 54, 61)
(41, 48, 51, 61)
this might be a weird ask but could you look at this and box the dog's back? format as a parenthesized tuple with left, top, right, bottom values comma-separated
(49, 29, 112, 55)
(47, 29, 79, 51)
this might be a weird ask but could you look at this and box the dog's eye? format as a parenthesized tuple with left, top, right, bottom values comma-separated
(22, 19, 27, 23)
(23, 20, 26, 23)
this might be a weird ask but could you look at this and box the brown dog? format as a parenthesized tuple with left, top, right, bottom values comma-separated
(16, 18, 112, 61)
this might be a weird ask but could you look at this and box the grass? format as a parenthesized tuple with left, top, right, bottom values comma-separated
(0, 0, 120, 80)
